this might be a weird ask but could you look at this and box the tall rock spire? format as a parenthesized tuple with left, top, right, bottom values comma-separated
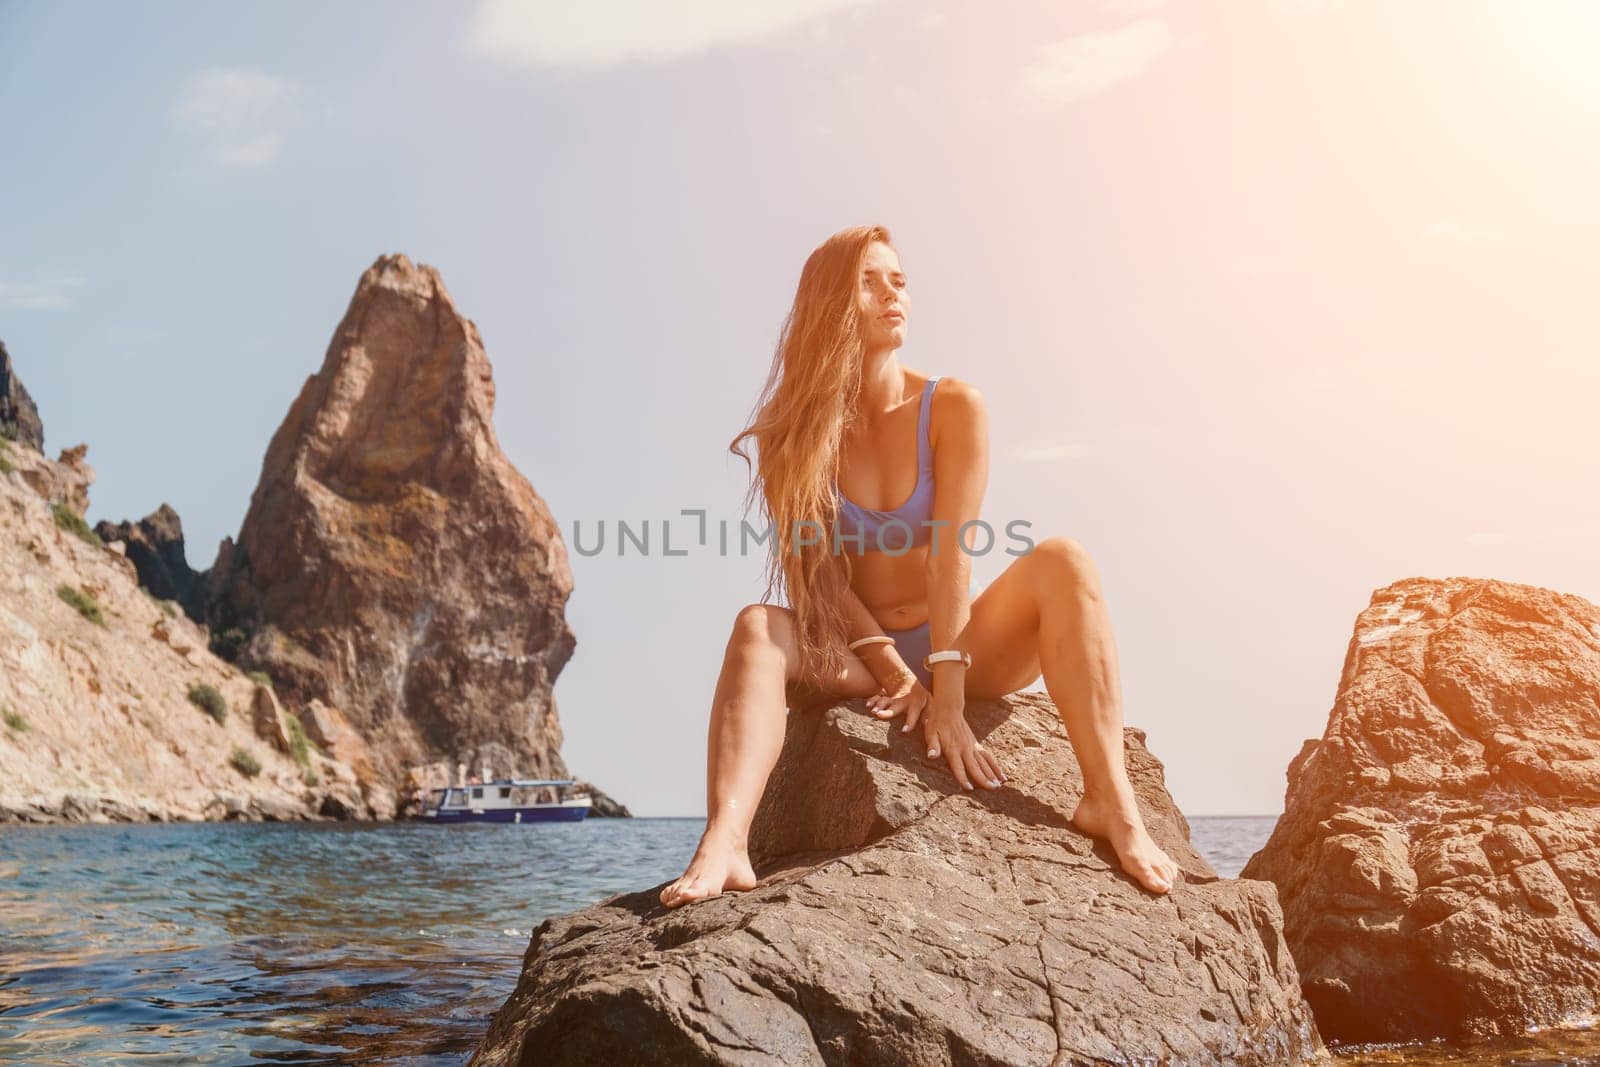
(206, 253, 577, 786)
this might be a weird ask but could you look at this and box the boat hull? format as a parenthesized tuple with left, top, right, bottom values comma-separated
(424, 805, 589, 824)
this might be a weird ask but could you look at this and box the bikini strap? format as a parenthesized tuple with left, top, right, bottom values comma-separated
(918, 375, 941, 468)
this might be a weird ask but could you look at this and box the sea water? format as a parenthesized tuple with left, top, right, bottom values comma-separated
(2, 816, 1596, 1065)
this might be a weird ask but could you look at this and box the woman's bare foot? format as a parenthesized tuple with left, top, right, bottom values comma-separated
(659, 827, 759, 908)
(1070, 788, 1180, 894)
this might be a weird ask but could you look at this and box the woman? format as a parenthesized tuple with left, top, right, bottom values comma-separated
(660, 225, 1180, 907)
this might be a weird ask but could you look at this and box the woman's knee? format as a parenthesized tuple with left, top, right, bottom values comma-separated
(1031, 536, 1101, 596)
(729, 604, 798, 673)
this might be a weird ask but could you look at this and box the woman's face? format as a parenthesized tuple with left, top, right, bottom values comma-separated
(858, 240, 908, 349)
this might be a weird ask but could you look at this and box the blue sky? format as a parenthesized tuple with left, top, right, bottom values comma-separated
(4, 0, 1598, 816)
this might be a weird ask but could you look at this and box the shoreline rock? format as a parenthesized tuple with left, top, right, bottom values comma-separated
(1242, 577, 1600, 1044)
(0, 791, 339, 825)
(471, 692, 1326, 1065)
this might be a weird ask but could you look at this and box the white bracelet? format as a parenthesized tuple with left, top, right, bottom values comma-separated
(924, 649, 972, 670)
(848, 635, 895, 651)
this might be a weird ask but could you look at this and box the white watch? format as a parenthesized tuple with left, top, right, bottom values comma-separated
(923, 649, 972, 670)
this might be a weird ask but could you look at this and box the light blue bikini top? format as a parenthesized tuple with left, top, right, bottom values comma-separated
(835, 375, 941, 551)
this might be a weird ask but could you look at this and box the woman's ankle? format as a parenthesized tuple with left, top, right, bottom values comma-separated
(1078, 782, 1141, 821)
(700, 820, 750, 850)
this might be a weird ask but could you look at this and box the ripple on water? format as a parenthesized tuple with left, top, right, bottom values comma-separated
(0, 818, 705, 1065)
(5, 815, 1597, 1064)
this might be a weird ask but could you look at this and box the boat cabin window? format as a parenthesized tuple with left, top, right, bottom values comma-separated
(471, 787, 483, 800)
(498, 786, 511, 799)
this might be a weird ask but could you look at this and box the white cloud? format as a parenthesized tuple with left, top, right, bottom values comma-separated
(0, 274, 86, 310)
(172, 68, 303, 168)
(1016, 17, 1174, 108)
(465, 0, 880, 70)
(1008, 441, 1094, 462)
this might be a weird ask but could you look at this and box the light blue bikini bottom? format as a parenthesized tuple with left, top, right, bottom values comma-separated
(884, 577, 982, 689)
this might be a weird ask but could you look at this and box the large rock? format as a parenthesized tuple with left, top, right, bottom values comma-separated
(204, 253, 580, 789)
(472, 693, 1325, 1066)
(94, 503, 208, 623)
(298, 697, 341, 751)
(1242, 577, 1600, 1043)
(250, 683, 293, 753)
(0, 339, 44, 451)
(582, 782, 631, 817)
(294, 696, 393, 818)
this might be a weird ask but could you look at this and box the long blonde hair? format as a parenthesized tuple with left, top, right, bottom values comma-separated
(730, 224, 893, 683)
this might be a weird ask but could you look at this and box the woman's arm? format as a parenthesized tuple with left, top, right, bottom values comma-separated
(921, 377, 1002, 790)
(924, 378, 989, 668)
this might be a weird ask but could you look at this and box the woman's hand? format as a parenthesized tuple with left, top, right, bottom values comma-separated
(865, 668, 931, 729)
(859, 645, 929, 725)
(922, 686, 1005, 792)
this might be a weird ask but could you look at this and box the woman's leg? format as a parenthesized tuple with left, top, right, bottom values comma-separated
(660, 603, 878, 908)
(958, 537, 1181, 894)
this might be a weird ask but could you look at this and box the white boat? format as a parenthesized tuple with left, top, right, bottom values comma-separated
(421, 777, 592, 823)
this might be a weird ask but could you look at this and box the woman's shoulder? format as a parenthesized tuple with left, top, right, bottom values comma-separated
(926, 374, 985, 441)
(928, 374, 984, 412)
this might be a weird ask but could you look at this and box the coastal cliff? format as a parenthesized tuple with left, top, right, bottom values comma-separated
(472, 692, 1327, 1065)
(1, 257, 624, 821)
(1243, 577, 1600, 1043)
(0, 434, 386, 822)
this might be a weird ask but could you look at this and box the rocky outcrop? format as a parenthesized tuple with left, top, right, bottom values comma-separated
(94, 503, 207, 623)
(0, 439, 380, 823)
(472, 693, 1326, 1066)
(0, 339, 44, 451)
(585, 786, 631, 817)
(204, 254, 579, 791)
(296, 696, 395, 819)
(2, 434, 95, 517)
(1242, 577, 1600, 1044)
(251, 684, 294, 752)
